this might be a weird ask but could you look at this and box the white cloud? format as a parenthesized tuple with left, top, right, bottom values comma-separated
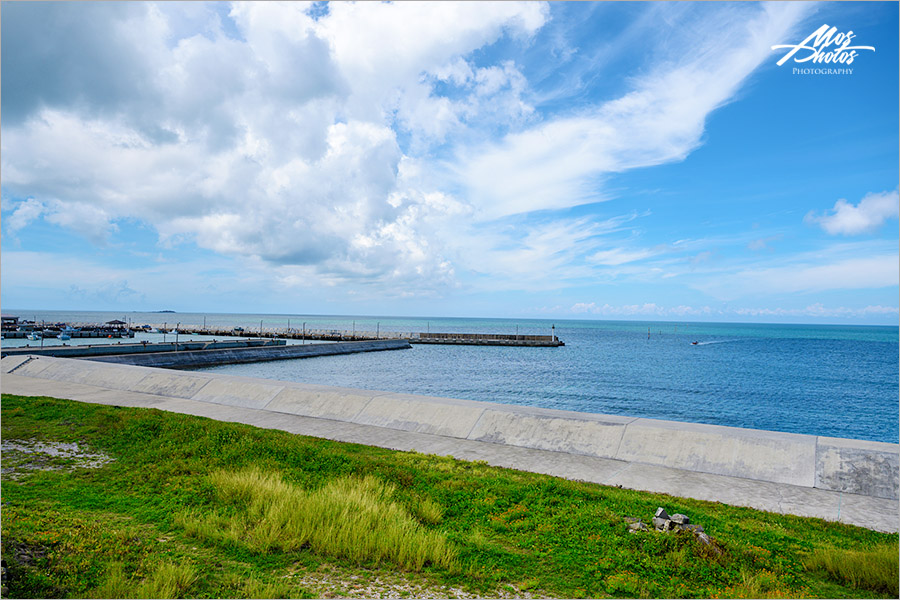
(805, 189, 900, 235)
(453, 2, 813, 220)
(1, 1, 550, 298)
(733, 304, 899, 318)
(695, 254, 899, 300)
(45, 201, 119, 245)
(5, 198, 45, 234)
(571, 302, 714, 317)
(587, 247, 659, 266)
(569, 301, 898, 320)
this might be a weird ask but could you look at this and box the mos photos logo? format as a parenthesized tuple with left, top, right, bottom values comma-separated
(771, 24, 875, 75)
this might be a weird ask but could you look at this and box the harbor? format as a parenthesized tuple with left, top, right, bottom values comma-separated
(1, 316, 133, 339)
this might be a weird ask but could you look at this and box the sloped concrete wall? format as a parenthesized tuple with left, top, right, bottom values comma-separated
(3, 355, 897, 500)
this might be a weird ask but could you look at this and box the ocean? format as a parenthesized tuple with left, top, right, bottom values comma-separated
(3, 309, 898, 443)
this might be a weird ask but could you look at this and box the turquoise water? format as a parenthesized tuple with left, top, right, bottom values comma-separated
(4, 310, 897, 443)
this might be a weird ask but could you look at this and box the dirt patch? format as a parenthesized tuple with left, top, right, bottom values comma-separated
(283, 563, 548, 599)
(1, 439, 114, 479)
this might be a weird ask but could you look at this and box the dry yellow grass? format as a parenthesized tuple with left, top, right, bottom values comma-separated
(92, 561, 196, 599)
(176, 467, 457, 571)
(804, 543, 899, 596)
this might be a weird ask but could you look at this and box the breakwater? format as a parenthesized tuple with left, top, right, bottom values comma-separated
(1, 340, 410, 369)
(0, 338, 285, 359)
(156, 326, 564, 347)
(414, 332, 563, 346)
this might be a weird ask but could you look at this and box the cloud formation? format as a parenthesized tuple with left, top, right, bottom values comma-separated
(805, 190, 900, 236)
(1, 1, 551, 292)
(695, 253, 899, 300)
(453, 2, 813, 220)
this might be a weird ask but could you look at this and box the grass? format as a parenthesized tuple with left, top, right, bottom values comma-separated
(176, 468, 457, 570)
(804, 543, 899, 596)
(2, 393, 898, 598)
(92, 561, 197, 599)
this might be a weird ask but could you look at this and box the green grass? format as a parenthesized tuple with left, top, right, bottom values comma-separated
(2, 393, 898, 598)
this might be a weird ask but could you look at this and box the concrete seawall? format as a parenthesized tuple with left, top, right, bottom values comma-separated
(83, 339, 410, 369)
(2, 340, 410, 369)
(0, 338, 287, 359)
(2, 354, 897, 531)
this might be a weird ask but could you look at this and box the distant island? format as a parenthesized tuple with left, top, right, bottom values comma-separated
(154, 310, 176, 313)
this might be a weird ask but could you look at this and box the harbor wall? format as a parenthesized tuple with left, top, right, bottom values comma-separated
(2, 354, 896, 501)
(84, 339, 410, 369)
(0, 339, 285, 359)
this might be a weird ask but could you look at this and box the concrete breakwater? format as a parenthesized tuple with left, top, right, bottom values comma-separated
(2, 340, 410, 369)
(0, 338, 286, 359)
(130, 325, 564, 347)
(414, 332, 563, 346)
(88, 339, 410, 369)
(1, 354, 896, 532)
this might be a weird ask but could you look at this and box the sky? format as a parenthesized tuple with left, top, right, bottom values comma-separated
(1, 1, 898, 324)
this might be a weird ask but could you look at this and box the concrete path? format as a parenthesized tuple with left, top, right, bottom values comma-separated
(2, 355, 897, 533)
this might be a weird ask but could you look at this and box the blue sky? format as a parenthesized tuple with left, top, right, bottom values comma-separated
(2, 1, 898, 324)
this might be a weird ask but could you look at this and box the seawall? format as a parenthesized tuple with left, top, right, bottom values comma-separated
(2, 354, 897, 531)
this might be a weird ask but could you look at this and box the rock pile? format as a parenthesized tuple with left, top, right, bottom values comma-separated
(626, 507, 716, 548)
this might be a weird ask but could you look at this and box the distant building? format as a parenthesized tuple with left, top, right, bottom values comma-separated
(1, 315, 19, 331)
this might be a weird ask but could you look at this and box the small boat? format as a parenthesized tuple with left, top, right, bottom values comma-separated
(26, 332, 42, 341)
(59, 332, 71, 341)
(691, 341, 699, 345)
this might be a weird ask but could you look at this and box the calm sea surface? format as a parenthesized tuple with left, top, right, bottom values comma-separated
(4, 310, 898, 443)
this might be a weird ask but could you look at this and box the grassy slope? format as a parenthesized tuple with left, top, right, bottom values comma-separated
(1, 393, 897, 599)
